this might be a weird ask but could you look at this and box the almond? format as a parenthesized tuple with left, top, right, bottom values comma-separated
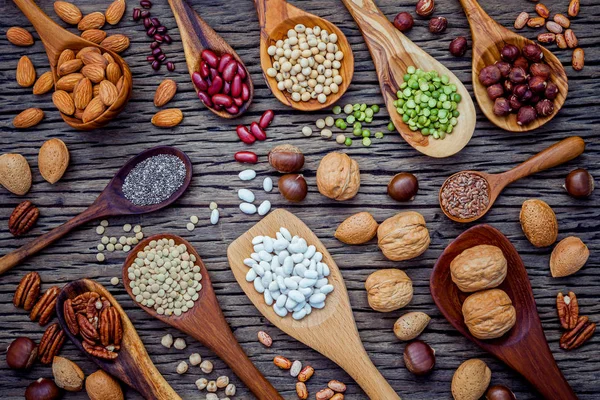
(0, 154, 32, 195)
(39, 138, 70, 184)
(81, 64, 105, 83)
(93, 84, 100, 98)
(7, 27, 34, 46)
(100, 34, 130, 53)
(13, 108, 44, 129)
(98, 80, 118, 106)
(151, 109, 184, 127)
(57, 58, 83, 76)
(105, 62, 121, 84)
(81, 51, 108, 67)
(105, 0, 126, 25)
(550, 236, 589, 278)
(82, 97, 106, 123)
(154, 79, 177, 107)
(74, 108, 85, 120)
(103, 53, 115, 64)
(52, 90, 75, 115)
(115, 76, 124, 93)
(16, 56, 36, 87)
(54, 1, 82, 24)
(335, 212, 378, 244)
(33, 71, 55, 95)
(56, 73, 83, 91)
(78, 12, 105, 31)
(519, 199, 558, 247)
(57, 49, 75, 68)
(81, 29, 107, 44)
(75, 46, 101, 59)
(73, 78, 92, 110)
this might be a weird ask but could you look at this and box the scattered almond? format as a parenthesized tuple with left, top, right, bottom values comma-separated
(98, 80, 118, 106)
(73, 77, 93, 110)
(393, 311, 431, 341)
(550, 236, 589, 278)
(151, 109, 183, 127)
(105, 0, 126, 25)
(82, 64, 106, 83)
(57, 49, 76, 68)
(13, 108, 44, 129)
(0, 153, 32, 195)
(100, 34, 130, 53)
(57, 58, 83, 76)
(78, 12, 105, 31)
(16, 56, 36, 87)
(81, 29, 107, 44)
(54, 1, 83, 25)
(56, 73, 84, 91)
(154, 79, 177, 107)
(105, 63, 121, 84)
(33, 71, 55, 95)
(53, 90, 76, 116)
(39, 138, 70, 184)
(7, 27, 34, 46)
(334, 212, 378, 244)
(82, 97, 106, 123)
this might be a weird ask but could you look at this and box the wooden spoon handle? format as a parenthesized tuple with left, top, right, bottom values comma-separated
(254, 0, 302, 34)
(500, 136, 585, 185)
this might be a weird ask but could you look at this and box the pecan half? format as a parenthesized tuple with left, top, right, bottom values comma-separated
(39, 323, 65, 364)
(99, 307, 123, 347)
(13, 271, 41, 311)
(77, 313, 99, 344)
(82, 341, 119, 360)
(30, 286, 60, 325)
(72, 292, 98, 314)
(557, 291, 579, 330)
(560, 316, 596, 350)
(63, 299, 79, 336)
(8, 201, 39, 236)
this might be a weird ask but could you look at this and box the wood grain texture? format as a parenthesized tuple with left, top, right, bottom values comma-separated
(0, 0, 598, 398)
(228, 209, 400, 399)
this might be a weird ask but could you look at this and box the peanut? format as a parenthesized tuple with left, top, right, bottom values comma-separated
(572, 48, 584, 71)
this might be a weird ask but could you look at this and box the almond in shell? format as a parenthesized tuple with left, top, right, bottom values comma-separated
(82, 97, 106, 123)
(334, 212, 378, 244)
(451, 359, 491, 400)
(98, 80, 118, 106)
(57, 58, 83, 76)
(0, 153, 32, 195)
(105, 63, 121, 85)
(78, 12, 105, 31)
(16, 56, 36, 87)
(393, 311, 431, 341)
(56, 73, 84, 91)
(154, 79, 177, 107)
(100, 34, 130, 53)
(519, 199, 558, 247)
(52, 90, 75, 116)
(74, 77, 93, 110)
(13, 108, 44, 129)
(82, 64, 105, 83)
(105, 0, 126, 25)
(39, 138, 70, 184)
(54, 1, 83, 25)
(550, 236, 589, 278)
(33, 71, 55, 95)
(81, 29, 107, 44)
(7, 27, 34, 46)
(151, 109, 183, 127)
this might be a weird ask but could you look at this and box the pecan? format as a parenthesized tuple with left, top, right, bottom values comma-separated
(82, 341, 119, 360)
(560, 316, 596, 350)
(39, 323, 65, 364)
(13, 271, 41, 311)
(63, 299, 79, 335)
(99, 307, 123, 347)
(72, 292, 98, 313)
(557, 291, 579, 330)
(30, 286, 60, 325)
(8, 201, 39, 236)
(77, 313, 99, 344)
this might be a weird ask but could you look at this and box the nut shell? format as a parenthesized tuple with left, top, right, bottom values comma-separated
(0, 153, 32, 195)
(85, 370, 124, 400)
(519, 199, 558, 247)
(550, 236, 589, 278)
(451, 359, 491, 400)
(377, 211, 430, 261)
(462, 289, 516, 340)
(53, 356, 84, 391)
(365, 269, 413, 312)
(334, 212, 378, 244)
(39, 138, 70, 184)
(450, 245, 507, 293)
(393, 311, 431, 341)
(316, 152, 360, 201)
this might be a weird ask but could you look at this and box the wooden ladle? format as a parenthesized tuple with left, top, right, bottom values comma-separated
(459, 0, 568, 132)
(227, 209, 401, 399)
(56, 279, 182, 399)
(168, 0, 254, 118)
(254, 0, 354, 111)
(430, 224, 577, 399)
(122, 234, 282, 399)
(439, 136, 585, 223)
(12, 0, 132, 130)
(341, 0, 476, 158)
(0, 146, 192, 276)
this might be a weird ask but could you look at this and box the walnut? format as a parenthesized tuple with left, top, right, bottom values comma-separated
(450, 245, 507, 292)
(365, 269, 413, 312)
(462, 289, 516, 340)
(316, 152, 360, 201)
(377, 211, 430, 261)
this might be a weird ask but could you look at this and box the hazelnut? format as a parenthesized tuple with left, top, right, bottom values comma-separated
(85, 370, 124, 400)
(508, 95, 522, 112)
(428, 16, 447, 33)
(393, 12, 414, 32)
(6, 337, 38, 370)
(517, 106, 537, 125)
(478, 65, 501, 86)
(528, 75, 547, 93)
(415, 0, 434, 17)
(486, 84, 504, 101)
(535, 99, 554, 117)
(403, 340, 435, 375)
(486, 385, 517, 400)
(365, 269, 413, 312)
(278, 174, 308, 202)
(387, 172, 418, 201)
(52, 356, 84, 391)
(25, 378, 61, 400)
(462, 289, 516, 339)
(530, 63, 551, 79)
(493, 98, 511, 116)
(316, 152, 360, 201)
(449, 37, 468, 56)
(545, 82, 559, 99)
(564, 168, 595, 198)
(268, 144, 304, 173)
(500, 44, 520, 62)
(495, 61, 511, 77)
(513, 56, 529, 71)
(522, 43, 543, 62)
(508, 67, 527, 84)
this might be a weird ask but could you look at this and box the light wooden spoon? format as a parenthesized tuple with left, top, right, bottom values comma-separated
(439, 136, 584, 223)
(123, 234, 282, 400)
(254, 0, 354, 111)
(56, 279, 181, 399)
(227, 209, 401, 399)
(12, 0, 132, 130)
(459, 0, 568, 132)
(341, 0, 476, 158)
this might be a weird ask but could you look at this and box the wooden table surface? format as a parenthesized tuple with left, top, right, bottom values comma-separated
(1, 0, 598, 398)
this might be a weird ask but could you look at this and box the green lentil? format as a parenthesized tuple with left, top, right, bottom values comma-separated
(387, 122, 395, 131)
(332, 106, 342, 115)
(346, 115, 355, 124)
(375, 131, 384, 139)
(344, 104, 353, 114)
(362, 129, 370, 137)
(371, 104, 380, 113)
(362, 137, 372, 147)
(344, 137, 353, 146)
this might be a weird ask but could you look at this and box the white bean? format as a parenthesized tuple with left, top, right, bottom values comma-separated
(238, 189, 255, 203)
(238, 169, 256, 181)
(263, 177, 273, 192)
(210, 209, 219, 225)
(258, 200, 272, 216)
(240, 203, 257, 214)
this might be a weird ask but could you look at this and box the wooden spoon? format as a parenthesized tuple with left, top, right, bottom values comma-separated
(168, 0, 254, 118)
(459, 0, 568, 132)
(439, 136, 585, 223)
(254, 0, 354, 111)
(0, 146, 192, 276)
(55, 279, 182, 399)
(12, 0, 133, 130)
(227, 209, 401, 399)
(122, 234, 282, 399)
(341, 0, 476, 158)
(430, 224, 577, 399)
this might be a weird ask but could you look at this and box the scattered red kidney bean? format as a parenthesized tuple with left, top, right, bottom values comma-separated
(259, 110, 275, 129)
(250, 122, 267, 141)
(234, 151, 258, 164)
(133, 1, 175, 72)
(236, 125, 255, 144)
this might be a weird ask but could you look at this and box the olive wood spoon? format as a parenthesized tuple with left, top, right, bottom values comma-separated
(228, 209, 401, 399)
(430, 224, 577, 399)
(55, 279, 181, 399)
(168, 0, 253, 118)
(12, 0, 132, 130)
(440, 136, 585, 223)
(122, 234, 282, 400)
(341, 0, 476, 158)
(0, 146, 192, 276)
(459, 0, 568, 131)
(254, 0, 354, 111)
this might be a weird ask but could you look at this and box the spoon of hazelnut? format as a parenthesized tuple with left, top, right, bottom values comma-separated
(458, 0, 568, 131)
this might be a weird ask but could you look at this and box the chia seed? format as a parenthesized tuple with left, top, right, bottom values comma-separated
(122, 154, 186, 206)
(441, 172, 490, 219)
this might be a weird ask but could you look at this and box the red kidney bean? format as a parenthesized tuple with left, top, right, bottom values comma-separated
(236, 125, 255, 144)
(143, 18, 152, 29)
(258, 110, 275, 129)
(150, 41, 160, 49)
(150, 17, 160, 26)
(226, 104, 239, 114)
(192, 72, 208, 91)
(152, 47, 162, 56)
(157, 26, 167, 34)
(233, 97, 244, 107)
(212, 93, 233, 107)
(200, 62, 210, 79)
(222, 60, 238, 82)
(153, 34, 163, 42)
(147, 27, 156, 36)
(157, 54, 167, 62)
(151, 60, 160, 70)
(207, 76, 223, 96)
(241, 83, 250, 101)
(198, 91, 213, 107)
(234, 151, 258, 163)
(141, 10, 150, 18)
(218, 53, 233, 73)
(231, 75, 242, 98)
(201, 49, 219, 68)
(237, 63, 247, 80)
(223, 81, 231, 95)
(146, 55, 155, 62)
(133, 8, 141, 20)
(250, 122, 267, 141)
(140, 0, 152, 8)
(210, 68, 219, 80)
(166, 62, 175, 71)
(164, 35, 172, 44)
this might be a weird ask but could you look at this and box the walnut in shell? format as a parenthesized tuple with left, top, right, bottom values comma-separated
(450, 245, 507, 293)
(377, 211, 430, 261)
(316, 152, 360, 201)
(365, 269, 413, 312)
(462, 289, 516, 340)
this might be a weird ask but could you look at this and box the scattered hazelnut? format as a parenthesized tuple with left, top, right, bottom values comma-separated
(387, 172, 418, 201)
(393, 12, 414, 32)
(428, 16, 448, 33)
(517, 105, 537, 126)
(545, 82, 559, 99)
(528, 76, 547, 93)
(403, 340, 435, 375)
(513, 56, 529, 71)
(449, 37, 468, 56)
(278, 174, 308, 202)
(564, 168, 594, 198)
(415, 0, 435, 16)
(493, 98, 511, 116)
(530, 63, 551, 79)
(6, 337, 38, 370)
(495, 61, 511, 77)
(486, 384, 517, 400)
(478, 65, 501, 86)
(25, 378, 61, 400)
(268, 144, 305, 173)
(508, 95, 522, 112)
(508, 66, 527, 84)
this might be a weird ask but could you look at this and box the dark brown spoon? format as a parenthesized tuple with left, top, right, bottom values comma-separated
(122, 234, 282, 400)
(55, 279, 181, 399)
(0, 146, 192, 276)
(430, 224, 577, 399)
